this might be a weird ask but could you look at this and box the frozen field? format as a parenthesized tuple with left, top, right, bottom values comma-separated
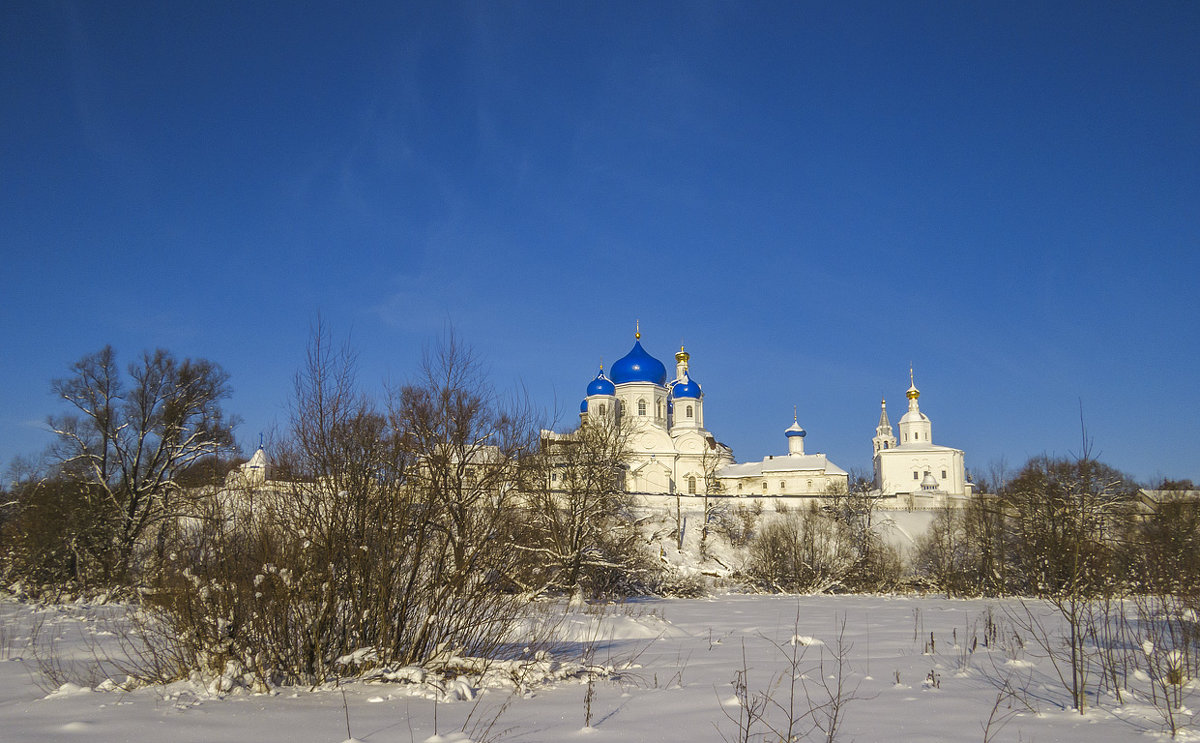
(1, 594, 1195, 742)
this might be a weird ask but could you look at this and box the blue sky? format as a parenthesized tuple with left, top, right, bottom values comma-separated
(3, 1, 1198, 485)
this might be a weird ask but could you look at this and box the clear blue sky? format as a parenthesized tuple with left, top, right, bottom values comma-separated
(3, 1, 1198, 485)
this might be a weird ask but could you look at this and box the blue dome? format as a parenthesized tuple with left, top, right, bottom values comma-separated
(586, 369, 616, 397)
(785, 421, 807, 438)
(672, 375, 702, 399)
(609, 340, 667, 386)
(580, 399, 588, 413)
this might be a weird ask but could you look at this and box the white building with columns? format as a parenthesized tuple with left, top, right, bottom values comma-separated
(872, 370, 971, 505)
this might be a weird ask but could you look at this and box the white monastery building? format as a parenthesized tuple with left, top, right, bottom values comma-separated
(571, 327, 971, 507)
(718, 412, 849, 496)
(574, 326, 849, 497)
(872, 369, 972, 504)
(577, 325, 734, 494)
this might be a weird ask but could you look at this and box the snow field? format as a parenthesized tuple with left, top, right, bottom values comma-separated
(1, 594, 1196, 742)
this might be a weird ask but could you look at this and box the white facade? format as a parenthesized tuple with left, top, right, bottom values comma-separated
(872, 370, 971, 505)
(716, 414, 849, 496)
(226, 445, 269, 487)
(571, 331, 969, 505)
(575, 329, 847, 498)
(578, 331, 731, 495)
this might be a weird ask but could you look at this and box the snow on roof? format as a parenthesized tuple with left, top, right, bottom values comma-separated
(888, 442, 963, 454)
(719, 453, 847, 479)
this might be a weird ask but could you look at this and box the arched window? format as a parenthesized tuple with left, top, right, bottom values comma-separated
(598, 404, 606, 415)
(687, 476, 696, 494)
(637, 399, 646, 416)
(686, 404, 693, 418)
(737, 483, 743, 492)
(762, 482, 768, 492)
(657, 401, 662, 419)
(779, 481, 786, 491)
(883, 441, 889, 449)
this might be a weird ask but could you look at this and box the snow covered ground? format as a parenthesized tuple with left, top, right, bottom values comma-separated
(1, 594, 1195, 742)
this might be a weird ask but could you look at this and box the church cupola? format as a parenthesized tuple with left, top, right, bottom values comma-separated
(898, 367, 933, 445)
(609, 322, 669, 429)
(586, 367, 616, 397)
(668, 345, 703, 430)
(785, 410, 806, 455)
(873, 398, 897, 454)
(582, 364, 617, 424)
(609, 323, 668, 386)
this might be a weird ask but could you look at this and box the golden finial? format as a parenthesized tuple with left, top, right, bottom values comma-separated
(675, 344, 689, 363)
(906, 365, 920, 400)
(635, 319, 640, 340)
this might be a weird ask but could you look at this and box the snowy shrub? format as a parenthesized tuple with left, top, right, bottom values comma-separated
(712, 502, 761, 548)
(136, 330, 542, 689)
(512, 417, 659, 599)
(0, 477, 118, 594)
(747, 505, 852, 593)
(747, 502, 902, 594)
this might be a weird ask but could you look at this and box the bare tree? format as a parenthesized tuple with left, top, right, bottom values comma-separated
(1002, 444, 1135, 713)
(698, 436, 728, 559)
(748, 503, 851, 593)
(520, 416, 643, 597)
(140, 327, 541, 688)
(47, 346, 237, 582)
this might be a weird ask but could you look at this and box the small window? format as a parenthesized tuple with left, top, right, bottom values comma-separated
(762, 482, 768, 492)
(637, 399, 646, 416)
(915, 432, 919, 440)
(598, 404, 606, 415)
(737, 483, 743, 492)
(551, 473, 557, 482)
(883, 442, 889, 449)
(941, 470, 947, 479)
(686, 404, 693, 418)
(780, 481, 786, 491)
(657, 401, 662, 418)
(913, 471, 919, 480)
(687, 476, 696, 494)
